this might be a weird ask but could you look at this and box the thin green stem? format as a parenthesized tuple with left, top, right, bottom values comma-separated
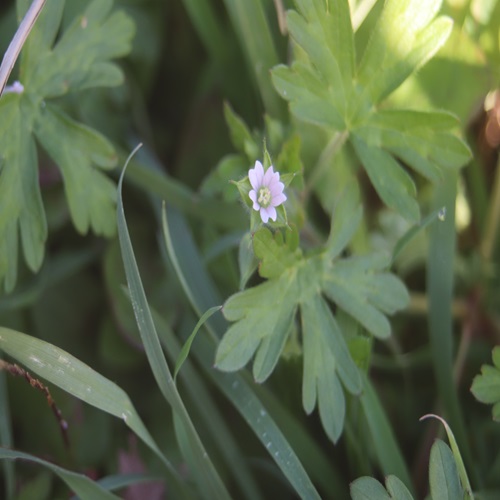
(0, 0, 46, 95)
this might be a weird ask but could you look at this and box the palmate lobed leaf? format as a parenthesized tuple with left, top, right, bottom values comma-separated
(0, 0, 134, 291)
(271, 0, 470, 222)
(216, 195, 408, 441)
(471, 346, 500, 422)
(21, 0, 134, 97)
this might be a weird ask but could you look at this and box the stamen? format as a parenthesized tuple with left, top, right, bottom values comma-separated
(258, 187, 272, 207)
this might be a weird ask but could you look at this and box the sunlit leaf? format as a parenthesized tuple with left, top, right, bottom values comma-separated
(271, 0, 470, 222)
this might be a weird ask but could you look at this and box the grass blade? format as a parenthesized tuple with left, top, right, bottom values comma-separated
(174, 305, 222, 381)
(162, 206, 321, 499)
(117, 150, 231, 500)
(0, 327, 171, 475)
(426, 174, 475, 481)
(222, 0, 285, 118)
(0, 448, 119, 499)
(391, 207, 443, 264)
(180, 0, 228, 64)
(154, 311, 263, 500)
(124, 153, 246, 231)
(360, 373, 413, 493)
(0, 365, 14, 500)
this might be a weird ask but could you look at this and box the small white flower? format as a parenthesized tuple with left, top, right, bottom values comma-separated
(3, 81, 24, 95)
(248, 161, 287, 223)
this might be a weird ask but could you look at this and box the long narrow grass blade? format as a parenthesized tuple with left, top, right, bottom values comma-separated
(392, 207, 443, 264)
(427, 174, 475, 481)
(0, 327, 171, 474)
(174, 305, 222, 381)
(162, 206, 321, 499)
(221, 0, 285, 118)
(117, 151, 231, 500)
(124, 155, 246, 231)
(0, 366, 14, 500)
(180, 0, 228, 63)
(360, 373, 413, 493)
(154, 311, 263, 500)
(0, 448, 119, 499)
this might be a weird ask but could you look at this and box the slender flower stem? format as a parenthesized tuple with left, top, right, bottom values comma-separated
(0, 0, 47, 96)
(303, 130, 349, 202)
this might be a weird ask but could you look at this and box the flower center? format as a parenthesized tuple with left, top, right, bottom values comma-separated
(258, 187, 272, 208)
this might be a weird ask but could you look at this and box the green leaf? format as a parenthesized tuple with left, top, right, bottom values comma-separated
(271, 63, 345, 130)
(471, 346, 500, 421)
(350, 476, 391, 500)
(24, 0, 135, 97)
(287, 0, 354, 113)
(34, 105, 117, 236)
(0, 0, 134, 291)
(350, 474, 413, 500)
(218, 191, 408, 440)
(429, 440, 463, 500)
(238, 231, 257, 289)
(223, 102, 258, 157)
(0, 95, 46, 292)
(0, 448, 119, 499)
(323, 254, 409, 339)
(325, 183, 362, 259)
(351, 134, 419, 222)
(271, 0, 469, 222)
(216, 274, 297, 380)
(301, 293, 361, 442)
(421, 414, 473, 499)
(357, 0, 452, 103)
(354, 110, 471, 179)
(253, 227, 302, 279)
(385, 475, 414, 499)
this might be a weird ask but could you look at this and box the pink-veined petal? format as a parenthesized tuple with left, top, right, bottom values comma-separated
(266, 206, 277, 221)
(260, 207, 269, 223)
(249, 190, 261, 210)
(262, 166, 275, 186)
(271, 193, 287, 206)
(249, 161, 264, 189)
(270, 181, 285, 197)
